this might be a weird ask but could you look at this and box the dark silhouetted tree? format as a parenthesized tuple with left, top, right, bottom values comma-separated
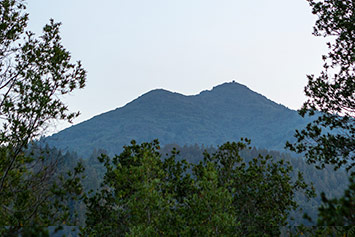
(0, 0, 86, 235)
(286, 0, 354, 230)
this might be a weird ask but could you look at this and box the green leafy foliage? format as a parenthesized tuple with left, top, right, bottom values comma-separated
(82, 139, 314, 236)
(160, 143, 350, 225)
(0, 0, 87, 235)
(286, 0, 355, 230)
(286, 0, 354, 172)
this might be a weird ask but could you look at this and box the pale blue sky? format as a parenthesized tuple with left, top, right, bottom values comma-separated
(27, 0, 327, 133)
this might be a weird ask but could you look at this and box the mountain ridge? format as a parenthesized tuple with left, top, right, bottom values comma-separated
(44, 81, 309, 157)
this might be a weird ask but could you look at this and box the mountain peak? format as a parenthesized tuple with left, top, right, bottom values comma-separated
(131, 88, 186, 107)
(145, 88, 172, 95)
(213, 80, 249, 89)
(44, 81, 308, 156)
(199, 81, 251, 96)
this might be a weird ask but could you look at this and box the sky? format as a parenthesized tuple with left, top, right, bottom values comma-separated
(26, 0, 328, 134)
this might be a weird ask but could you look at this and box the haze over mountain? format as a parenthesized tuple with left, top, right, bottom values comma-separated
(44, 82, 310, 156)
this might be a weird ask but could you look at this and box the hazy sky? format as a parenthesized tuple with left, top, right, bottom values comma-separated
(27, 0, 328, 133)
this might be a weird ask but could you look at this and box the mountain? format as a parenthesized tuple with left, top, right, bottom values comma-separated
(44, 81, 310, 157)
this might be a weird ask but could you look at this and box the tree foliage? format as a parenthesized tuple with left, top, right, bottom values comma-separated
(286, 0, 354, 230)
(317, 175, 354, 226)
(83, 139, 314, 236)
(0, 0, 86, 234)
(286, 0, 354, 171)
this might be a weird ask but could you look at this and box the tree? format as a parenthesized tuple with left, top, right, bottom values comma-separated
(83, 140, 190, 236)
(200, 140, 314, 236)
(286, 0, 354, 229)
(0, 0, 86, 234)
(286, 0, 354, 171)
(317, 175, 354, 226)
(83, 139, 314, 236)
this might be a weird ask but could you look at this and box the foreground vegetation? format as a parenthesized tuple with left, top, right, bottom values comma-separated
(82, 139, 314, 236)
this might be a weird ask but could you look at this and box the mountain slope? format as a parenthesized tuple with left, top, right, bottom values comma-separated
(44, 82, 309, 156)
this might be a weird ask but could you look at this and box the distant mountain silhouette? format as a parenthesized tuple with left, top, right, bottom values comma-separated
(44, 82, 310, 156)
